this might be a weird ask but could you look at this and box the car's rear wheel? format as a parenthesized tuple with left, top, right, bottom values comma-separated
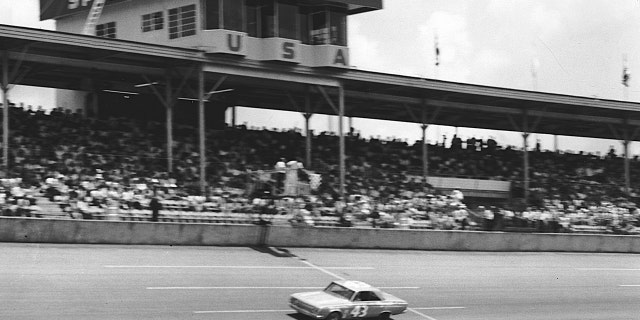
(378, 312, 391, 320)
(326, 311, 342, 320)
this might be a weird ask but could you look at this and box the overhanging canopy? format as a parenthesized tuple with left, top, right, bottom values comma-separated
(2, 24, 640, 141)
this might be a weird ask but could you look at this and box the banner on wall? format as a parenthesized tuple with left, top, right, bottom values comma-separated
(40, 0, 128, 21)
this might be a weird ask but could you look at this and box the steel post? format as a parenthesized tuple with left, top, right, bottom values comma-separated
(198, 66, 206, 195)
(339, 84, 345, 200)
(2, 52, 9, 174)
(624, 139, 630, 195)
(165, 75, 173, 173)
(421, 124, 429, 186)
(304, 113, 313, 169)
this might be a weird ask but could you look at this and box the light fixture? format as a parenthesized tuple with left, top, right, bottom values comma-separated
(208, 88, 234, 94)
(178, 97, 209, 102)
(178, 88, 233, 102)
(103, 90, 140, 95)
(134, 81, 159, 88)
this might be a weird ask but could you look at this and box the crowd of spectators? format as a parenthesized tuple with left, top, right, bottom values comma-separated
(0, 102, 639, 234)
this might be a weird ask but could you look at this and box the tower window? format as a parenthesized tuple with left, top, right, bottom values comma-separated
(246, 0, 258, 37)
(96, 22, 116, 38)
(168, 4, 197, 39)
(205, 0, 244, 31)
(329, 9, 346, 46)
(277, 1, 298, 40)
(204, 0, 220, 30)
(310, 10, 327, 44)
(222, 0, 244, 31)
(142, 11, 164, 32)
(259, 1, 275, 38)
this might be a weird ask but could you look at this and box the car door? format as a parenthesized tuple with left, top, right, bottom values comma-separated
(350, 291, 383, 318)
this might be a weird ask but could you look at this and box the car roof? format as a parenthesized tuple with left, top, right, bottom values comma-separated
(333, 280, 378, 291)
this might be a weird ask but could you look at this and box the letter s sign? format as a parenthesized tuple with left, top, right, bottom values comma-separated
(282, 42, 296, 60)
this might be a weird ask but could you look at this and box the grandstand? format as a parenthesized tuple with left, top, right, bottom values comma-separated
(0, 1, 639, 234)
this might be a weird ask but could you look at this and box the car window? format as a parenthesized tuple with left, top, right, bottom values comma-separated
(324, 283, 355, 300)
(353, 291, 382, 301)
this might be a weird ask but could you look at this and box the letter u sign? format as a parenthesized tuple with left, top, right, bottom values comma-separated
(227, 34, 242, 52)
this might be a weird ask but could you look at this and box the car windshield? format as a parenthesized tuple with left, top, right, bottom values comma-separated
(324, 283, 355, 300)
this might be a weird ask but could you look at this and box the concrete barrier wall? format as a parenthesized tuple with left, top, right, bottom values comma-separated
(0, 217, 262, 246)
(1, 217, 639, 253)
(267, 226, 640, 253)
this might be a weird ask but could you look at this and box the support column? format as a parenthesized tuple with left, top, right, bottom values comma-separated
(420, 105, 429, 187)
(198, 66, 206, 196)
(231, 106, 237, 127)
(304, 112, 313, 169)
(522, 110, 531, 206)
(623, 139, 631, 195)
(523, 132, 530, 206)
(2, 52, 9, 174)
(608, 122, 636, 197)
(84, 78, 99, 118)
(338, 84, 346, 200)
(421, 123, 429, 186)
(165, 75, 174, 173)
(304, 92, 314, 169)
(90, 89, 98, 118)
(316, 84, 345, 199)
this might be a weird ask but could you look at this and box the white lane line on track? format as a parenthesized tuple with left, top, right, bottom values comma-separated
(576, 268, 640, 271)
(194, 310, 291, 314)
(193, 307, 460, 315)
(104, 265, 373, 269)
(409, 308, 440, 320)
(619, 285, 640, 287)
(148, 286, 420, 290)
(151, 286, 325, 290)
(412, 307, 466, 310)
(299, 260, 347, 281)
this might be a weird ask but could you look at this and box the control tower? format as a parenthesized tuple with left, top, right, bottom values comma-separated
(41, 0, 382, 68)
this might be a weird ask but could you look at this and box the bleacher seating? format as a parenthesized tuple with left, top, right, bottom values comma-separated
(0, 103, 637, 234)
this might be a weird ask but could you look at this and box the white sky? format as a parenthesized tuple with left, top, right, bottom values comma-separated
(1, 0, 639, 154)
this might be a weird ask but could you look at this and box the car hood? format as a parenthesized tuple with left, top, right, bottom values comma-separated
(381, 292, 408, 305)
(291, 291, 348, 308)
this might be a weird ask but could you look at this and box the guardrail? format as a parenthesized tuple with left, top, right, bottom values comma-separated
(22, 209, 640, 235)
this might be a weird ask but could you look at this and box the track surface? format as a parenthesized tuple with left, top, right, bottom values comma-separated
(1, 243, 639, 320)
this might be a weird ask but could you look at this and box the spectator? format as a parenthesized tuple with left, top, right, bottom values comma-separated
(149, 195, 162, 222)
(274, 158, 286, 194)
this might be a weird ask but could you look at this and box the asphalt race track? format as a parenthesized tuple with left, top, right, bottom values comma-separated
(2, 243, 639, 320)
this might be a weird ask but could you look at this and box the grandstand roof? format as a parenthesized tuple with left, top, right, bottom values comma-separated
(2, 24, 640, 142)
(39, 0, 382, 20)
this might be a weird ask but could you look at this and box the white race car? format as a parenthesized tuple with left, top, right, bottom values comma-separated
(290, 280, 408, 320)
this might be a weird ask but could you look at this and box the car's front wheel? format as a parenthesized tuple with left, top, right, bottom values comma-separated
(326, 311, 342, 320)
(378, 312, 391, 320)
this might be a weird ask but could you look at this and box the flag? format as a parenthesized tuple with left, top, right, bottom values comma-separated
(622, 67, 631, 87)
(434, 35, 440, 66)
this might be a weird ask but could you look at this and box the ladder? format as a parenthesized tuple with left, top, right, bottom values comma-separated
(82, 0, 107, 35)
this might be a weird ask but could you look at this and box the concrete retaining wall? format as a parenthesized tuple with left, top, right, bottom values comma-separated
(1, 217, 639, 253)
(0, 217, 262, 246)
(267, 226, 640, 253)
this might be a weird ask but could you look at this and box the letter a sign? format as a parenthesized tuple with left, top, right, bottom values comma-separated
(333, 49, 348, 67)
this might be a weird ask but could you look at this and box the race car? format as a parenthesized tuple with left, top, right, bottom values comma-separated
(289, 280, 408, 320)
